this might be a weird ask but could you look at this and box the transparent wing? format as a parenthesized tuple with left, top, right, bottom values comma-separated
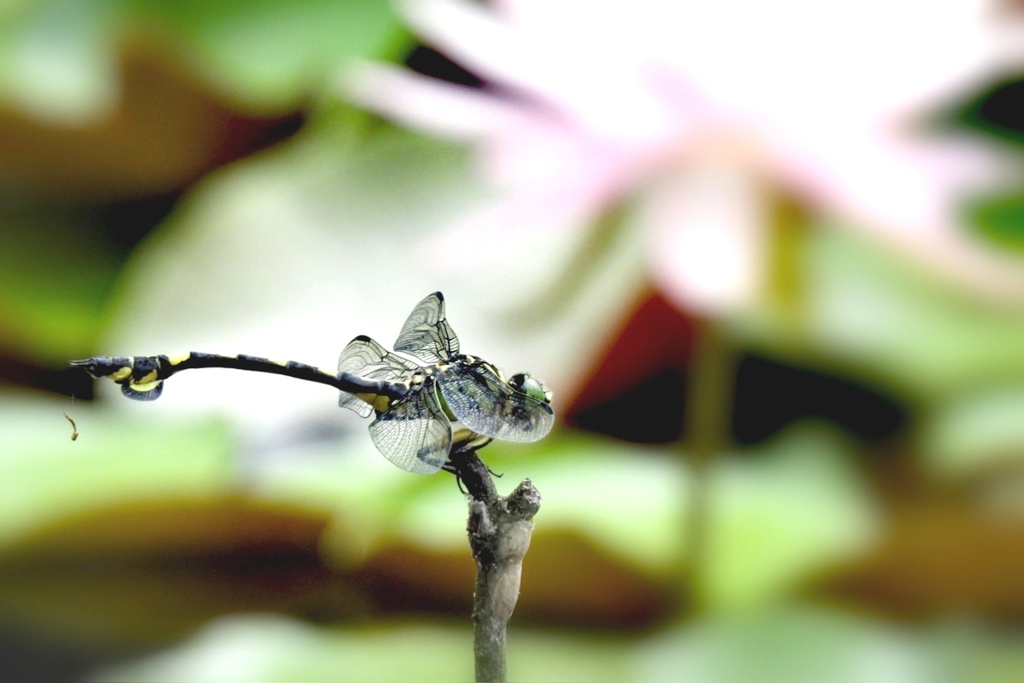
(438, 366, 554, 443)
(394, 292, 459, 364)
(369, 379, 451, 474)
(338, 335, 419, 417)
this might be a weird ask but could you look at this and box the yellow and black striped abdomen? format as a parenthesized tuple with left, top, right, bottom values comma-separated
(71, 352, 369, 402)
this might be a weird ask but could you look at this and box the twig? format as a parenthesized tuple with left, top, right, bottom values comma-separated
(447, 447, 541, 683)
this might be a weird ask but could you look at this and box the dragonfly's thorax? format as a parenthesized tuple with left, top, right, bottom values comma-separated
(420, 354, 499, 378)
(375, 372, 425, 414)
(450, 354, 505, 379)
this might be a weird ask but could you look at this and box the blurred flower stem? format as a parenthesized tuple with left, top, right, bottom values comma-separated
(448, 446, 542, 682)
(683, 317, 736, 612)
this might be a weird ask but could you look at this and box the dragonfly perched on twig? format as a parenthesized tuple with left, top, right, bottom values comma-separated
(72, 293, 554, 474)
(337, 292, 554, 472)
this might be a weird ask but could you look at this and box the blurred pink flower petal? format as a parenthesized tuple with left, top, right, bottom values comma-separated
(644, 163, 768, 313)
(347, 63, 526, 139)
(347, 0, 1024, 310)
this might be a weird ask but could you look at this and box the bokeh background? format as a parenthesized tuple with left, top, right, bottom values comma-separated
(1, 1, 1022, 681)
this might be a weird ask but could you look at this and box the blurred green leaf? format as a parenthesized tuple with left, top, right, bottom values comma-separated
(738, 228, 1024, 398)
(264, 431, 678, 580)
(702, 427, 877, 611)
(636, 606, 1014, 683)
(245, 432, 681, 627)
(88, 606, 1019, 683)
(314, 426, 878, 615)
(0, 206, 124, 361)
(0, 396, 234, 548)
(128, 0, 404, 110)
(965, 190, 1024, 253)
(922, 386, 1024, 481)
(382, 434, 687, 573)
(0, 0, 119, 124)
(0, 0, 405, 123)
(88, 613, 634, 683)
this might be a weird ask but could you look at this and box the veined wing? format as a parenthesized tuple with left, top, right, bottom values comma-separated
(369, 378, 451, 474)
(437, 364, 554, 443)
(338, 335, 419, 417)
(394, 292, 459, 364)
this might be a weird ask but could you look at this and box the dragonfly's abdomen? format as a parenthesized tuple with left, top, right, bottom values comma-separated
(70, 355, 174, 400)
(72, 352, 343, 401)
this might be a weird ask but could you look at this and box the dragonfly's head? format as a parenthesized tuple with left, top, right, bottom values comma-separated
(508, 372, 553, 404)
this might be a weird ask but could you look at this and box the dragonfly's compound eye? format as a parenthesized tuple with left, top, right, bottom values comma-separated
(509, 373, 552, 404)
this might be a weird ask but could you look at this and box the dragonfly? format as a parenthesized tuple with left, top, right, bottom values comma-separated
(71, 292, 554, 474)
(337, 292, 554, 473)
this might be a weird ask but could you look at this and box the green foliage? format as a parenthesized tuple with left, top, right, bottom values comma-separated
(0, 0, 405, 122)
(89, 607, 1014, 683)
(637, 606, 1010, 683)
(0, 206, 123, 361)
(0, 0, 119, 124)
(701, 428, 876, 611)
(737, 226, 1024, 398)
(127, 0, 404, 110)
(0, 397, 234, 550)
(922, 385, 1024, 481)
(89, 615, 634, 683)
(965, 190, 1024, 253)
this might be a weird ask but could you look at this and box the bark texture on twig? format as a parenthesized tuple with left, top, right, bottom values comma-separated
(448, 447, 541, 683)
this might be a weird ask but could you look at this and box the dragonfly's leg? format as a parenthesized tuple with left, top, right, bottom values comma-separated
(442, 460, 469, 494)
(443, 462, 499, 492)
